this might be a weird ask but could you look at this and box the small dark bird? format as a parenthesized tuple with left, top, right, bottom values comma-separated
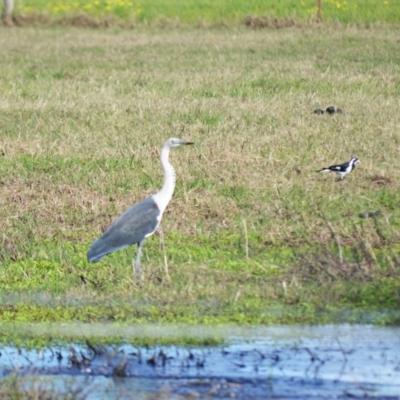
(317, 157, 360, 180)
(314, 106, 344, 115)
(325, 106, 344, 114)
(326, 106, 336, 114)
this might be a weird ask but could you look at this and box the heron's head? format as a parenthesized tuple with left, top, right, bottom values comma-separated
(165, 138, 194, 148)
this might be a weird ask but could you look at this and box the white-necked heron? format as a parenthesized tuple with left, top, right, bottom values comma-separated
(87, 138, 194, 279)
(317, 157, 360, 180)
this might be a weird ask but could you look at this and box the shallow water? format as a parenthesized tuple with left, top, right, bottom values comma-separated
(1, 324, 400, 399)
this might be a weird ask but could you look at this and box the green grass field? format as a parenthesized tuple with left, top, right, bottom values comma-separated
(1, 20, 400, 343)
(11, 0, 400, 25)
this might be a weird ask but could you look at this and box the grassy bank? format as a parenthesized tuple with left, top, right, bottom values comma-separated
(0, 26, 400, 343)
(9, 0, 400, 26)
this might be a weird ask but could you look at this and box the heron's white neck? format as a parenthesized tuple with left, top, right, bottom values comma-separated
(152, 145, 176, 214)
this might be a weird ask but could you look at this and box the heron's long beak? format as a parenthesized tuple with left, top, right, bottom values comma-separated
(183, 141, 194, 145)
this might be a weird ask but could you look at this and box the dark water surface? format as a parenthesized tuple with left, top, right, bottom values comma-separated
(1, 324, 400, 399)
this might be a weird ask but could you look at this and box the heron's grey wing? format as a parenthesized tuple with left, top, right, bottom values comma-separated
(87, 196, 160, 262)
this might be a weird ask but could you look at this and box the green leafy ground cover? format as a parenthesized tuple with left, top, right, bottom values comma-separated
(0, 25, 400, 344)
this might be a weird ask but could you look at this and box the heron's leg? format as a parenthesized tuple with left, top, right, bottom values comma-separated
(133, 239, 145, 282)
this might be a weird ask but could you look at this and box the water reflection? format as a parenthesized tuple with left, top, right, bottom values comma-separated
(1, 324, 400, 399)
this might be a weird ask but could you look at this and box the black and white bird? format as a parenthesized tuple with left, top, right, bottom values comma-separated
(317, 157, 360, 180)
